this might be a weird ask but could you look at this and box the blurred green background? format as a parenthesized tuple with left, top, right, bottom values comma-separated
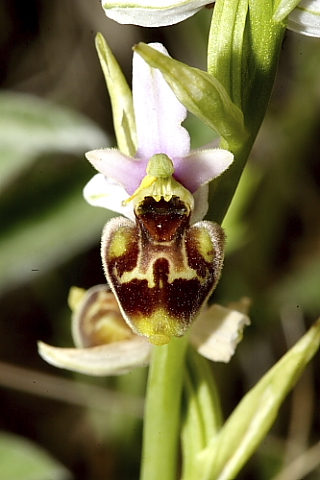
(0, 1, 319, 479)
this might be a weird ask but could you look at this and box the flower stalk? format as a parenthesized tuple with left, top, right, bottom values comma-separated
(140, 335, 189, 480)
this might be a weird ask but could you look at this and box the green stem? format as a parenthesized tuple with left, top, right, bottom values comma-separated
(208, 136, 254, 224)
(207, 0, 287, 223)
(140, 335, 189, 480)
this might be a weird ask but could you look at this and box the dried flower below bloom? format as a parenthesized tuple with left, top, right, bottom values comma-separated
(39, 284, 250, 375)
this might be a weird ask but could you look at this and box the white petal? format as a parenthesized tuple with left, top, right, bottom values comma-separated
(101, 1, 212, 27)
(85, 148, 146, 195)
(288, 0, 320, 37)
(190, 304, 250, 363)
(174, 148, 234, 193)
(133, 43, 190, 159)
(38, 337, 152, 376)
(83, 174, 135, 221)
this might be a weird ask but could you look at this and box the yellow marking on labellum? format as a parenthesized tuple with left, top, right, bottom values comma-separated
(195, 228, 215, 263)
(119, 250, 199, 289)
(134, 308, 184, 346)
(108, 226, 131, 260)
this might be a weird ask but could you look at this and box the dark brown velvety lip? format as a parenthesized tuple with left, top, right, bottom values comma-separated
(101, 196, 225, 338)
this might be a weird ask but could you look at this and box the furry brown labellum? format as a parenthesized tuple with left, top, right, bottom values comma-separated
(101, 154, 225, 346)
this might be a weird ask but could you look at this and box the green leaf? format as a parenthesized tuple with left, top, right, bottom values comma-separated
(95, 33, 137, 156)
(0, 431, 71, 480)
(195, 318, 320, 480)
(0, 186, 113, 294)
(0, 92, 109, 191)
(134, 43, 247, 148)
(0, 91, 113, 294)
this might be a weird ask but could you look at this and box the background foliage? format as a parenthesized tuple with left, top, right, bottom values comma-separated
(0, 1, 319, 479)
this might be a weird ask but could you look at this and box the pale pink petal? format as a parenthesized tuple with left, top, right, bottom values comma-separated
(83, 174, 135, 221)
(38, 337, 152, 376)
(173, 148, 234, 193)
(85, 148, 147, 194)
(133, 43, 190, 160)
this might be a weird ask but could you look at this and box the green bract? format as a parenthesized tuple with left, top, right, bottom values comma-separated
(134, 43, 247, 149)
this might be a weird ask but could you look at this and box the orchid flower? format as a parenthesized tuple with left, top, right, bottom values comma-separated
(84, 43, 233, 226)
(38, 284, 250, 376)
(101, 0, 320, 37)
(83, 43, 233, 346)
